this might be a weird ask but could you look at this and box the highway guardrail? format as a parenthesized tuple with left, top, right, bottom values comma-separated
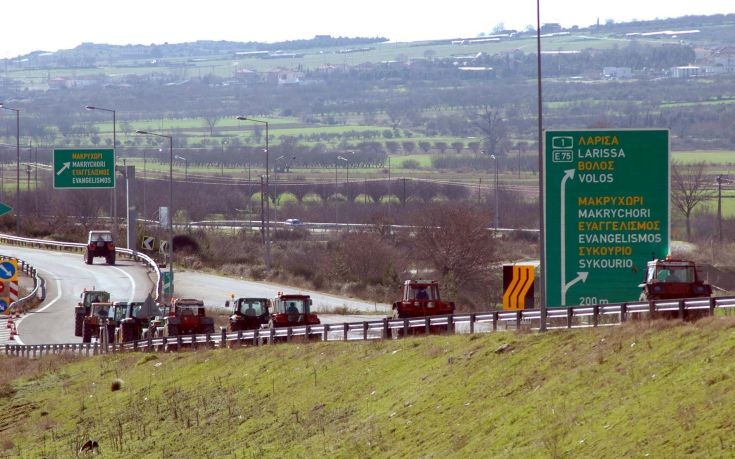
(5, 294, 735, 357)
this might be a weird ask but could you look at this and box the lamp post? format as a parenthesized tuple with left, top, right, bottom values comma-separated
(717, 175, 723, 243)
(175, 155, 188, 181)
(136, 130, 174, 297)
(85, 105, 117, 237)
(338, 154, 349, 202)
(715, 175, 733, 243)
(274, 155, 285, 231)
(221, 139, 228, 176)
(236, 116, 271, 271)
(536, 0, 547, 331)
(0, 103, 20, 235)
(491, 154, 499, 230)
(387, 156, 392, 218)
(142, 149, 148, 223)
(335, 156, 347, 230)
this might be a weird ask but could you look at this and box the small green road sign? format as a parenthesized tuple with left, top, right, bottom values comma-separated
(53, 149, 115, 189)
(162, 270, 173, 296)
(0, 202, 12, 217)
(544, 129, 669, 308)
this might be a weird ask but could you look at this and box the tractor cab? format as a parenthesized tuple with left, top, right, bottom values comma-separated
(404, 282, 440, 301)
(639, 258, 712, 301)
(393, 280, 455, 319)
(268, 293, 320, 328)
(229, 297, 271, 331)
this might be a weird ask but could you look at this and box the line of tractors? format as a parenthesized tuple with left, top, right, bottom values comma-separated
(73, 279, 458, 345)
(74, 290, 330, 345)
(74, 292, 217, 344)
(73, 258, 711, 346)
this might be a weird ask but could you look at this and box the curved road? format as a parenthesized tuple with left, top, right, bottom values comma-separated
(0, 244, 155, 345)
(1, 244, 391, 345)
(174, 270, 390, 315)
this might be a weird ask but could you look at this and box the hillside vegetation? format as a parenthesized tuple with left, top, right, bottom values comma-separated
(1, 319, 735, 457)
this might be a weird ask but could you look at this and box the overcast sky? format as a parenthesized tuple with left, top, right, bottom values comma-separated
(1, 0, 733, 58)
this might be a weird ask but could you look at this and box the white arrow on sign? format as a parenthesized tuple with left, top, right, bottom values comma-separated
(564, 271, 589, 293)
(142, 236, 154, 250)
(56, 162, 71, 175)
(560, 168, 575, 306)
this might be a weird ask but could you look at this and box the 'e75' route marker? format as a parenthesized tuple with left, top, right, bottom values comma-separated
(53, 149, 115, 189)
(544, 129, 669, 308)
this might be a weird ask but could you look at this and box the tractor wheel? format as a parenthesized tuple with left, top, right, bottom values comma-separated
(267, 319, 279, 343)
(85, 252, 93, 265)
(82, 323, 92, 343)
(107, 253, 116, 265)
(165, 323, 178, 337)
(121, 322, 133, 343)
(106, 324, 116, 343)
(74, 313, 84, 337)
(206, 323, 215, 334)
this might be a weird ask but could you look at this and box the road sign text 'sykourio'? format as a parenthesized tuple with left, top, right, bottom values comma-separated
(53, 149, 115, 189)
(544, 129, 669, 307)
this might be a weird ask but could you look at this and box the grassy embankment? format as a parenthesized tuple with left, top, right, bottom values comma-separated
(1, 318, 735, 457)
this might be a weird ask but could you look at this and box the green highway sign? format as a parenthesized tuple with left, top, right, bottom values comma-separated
(544, 129, 669, 307)
(53, 149, 115, 189)
(0, 202, 12, 218)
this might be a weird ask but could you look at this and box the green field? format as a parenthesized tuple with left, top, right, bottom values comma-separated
(2, 318, 735, 457)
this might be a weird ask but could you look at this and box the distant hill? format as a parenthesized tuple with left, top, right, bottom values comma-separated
(7, 34, 388, 63)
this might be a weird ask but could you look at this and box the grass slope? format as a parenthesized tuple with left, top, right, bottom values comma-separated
(1, 319, 735, 458)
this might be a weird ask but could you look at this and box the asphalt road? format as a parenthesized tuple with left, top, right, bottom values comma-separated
(0, 245, 391, 344)
(173, 270, 391, 323)
(0, 244, 155, 345)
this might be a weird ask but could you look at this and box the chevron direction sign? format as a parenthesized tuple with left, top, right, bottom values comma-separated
(502, 265, 535, 310)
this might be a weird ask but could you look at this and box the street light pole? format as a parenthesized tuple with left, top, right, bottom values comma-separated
(86, 105, 117, 238)
(236, 116, 271, 271)
(717, 175, 723, 243)
(175, 155, 188, 181)
(221, 139, 228, 176)
(274, 155, 285, 232)
(136, 130, 174, 298)
(338, 155, 349, 212)
(0, 104, 20, 235)
(491, 154, 499, 230)
(536, 0, 547, 332)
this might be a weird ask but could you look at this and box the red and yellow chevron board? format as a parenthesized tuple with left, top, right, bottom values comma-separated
(502, 265, 535, 311)
(0, 258, 19, 315)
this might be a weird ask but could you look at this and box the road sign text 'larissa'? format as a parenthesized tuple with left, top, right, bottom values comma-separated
(544, 129, 669, 308)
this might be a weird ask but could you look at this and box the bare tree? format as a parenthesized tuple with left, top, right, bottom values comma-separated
(203, 115, 221, 137)
(474, 106, 508, 156)
(414, 203, 497, 307)
(671, 161, 715, 240)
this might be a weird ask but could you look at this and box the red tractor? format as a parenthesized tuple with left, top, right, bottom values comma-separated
(84, 230, 116, 265)
(81, 302, 115, 343)
(161, 298, 215, 337)
(391, 280, 455, 334)
(639, 258, 712, 320)
(75, 289, 110, 337)
(267, 293, 320, 329)
(229, 297, 271, 332)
